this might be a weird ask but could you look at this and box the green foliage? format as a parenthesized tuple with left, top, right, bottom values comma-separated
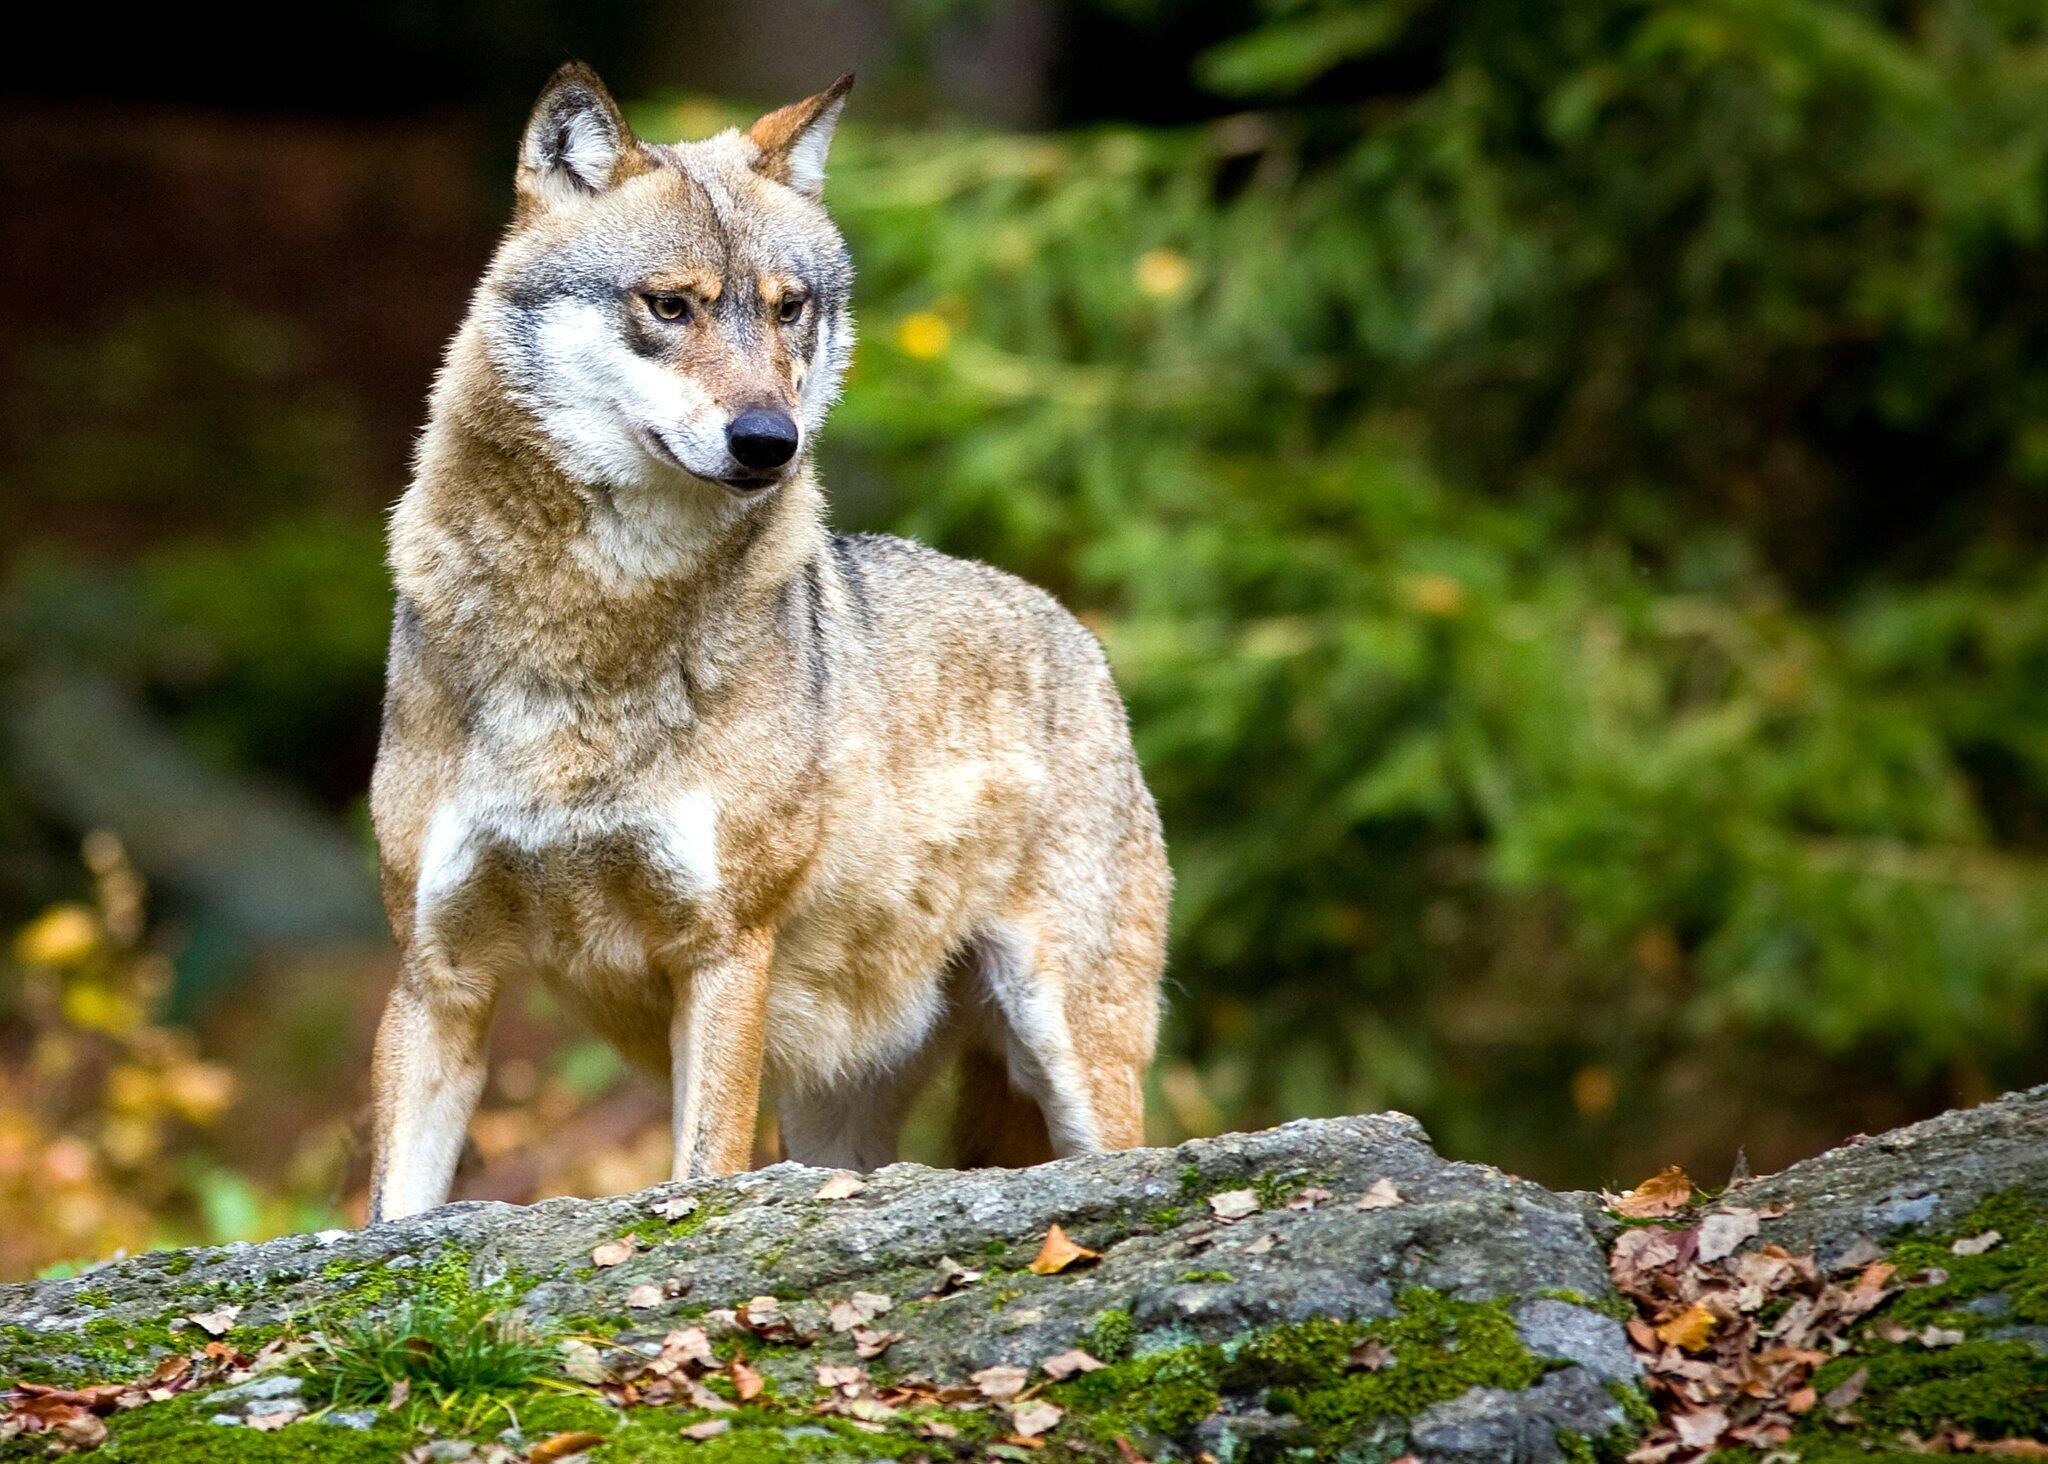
(753, 0, 2048, 1159)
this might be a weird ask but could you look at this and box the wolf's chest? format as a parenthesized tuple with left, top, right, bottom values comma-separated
(412, 670, 722, 975)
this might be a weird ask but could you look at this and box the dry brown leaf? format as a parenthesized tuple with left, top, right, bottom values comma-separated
(1952, 1230, 2003, 1256)
(1208, 1189, 1259, 1221)
(590, 1236, 637, 1268)
(827, 1291, 894, 1331)
(528, 1425, 606, 1457)
(1010, 1399, 1065, 1438)
(817, 1363, 868, 1395)
(624, 1283, 666, 1309)
(929, 1256, 984, 1295)
(813, 1172, 868, 1200)
(244, 1405, 304, 1432)
(1286, 1187, 1334, 1210)
(1039, 1348, 1104, 1381)
(729, 1358, 765, 1402)
(680, 1419, 732, 1441)
(971, 1364, 1030, 1400)
(182, 1304, 241, 1337)
(1028, 1223, 1101, 1275)
(1347, 1340, 1393, 1372)
(1608, 1165, 1695, 1219)
(852, 1326, 902, 1359)
(1356, 1179, 1405, 1211)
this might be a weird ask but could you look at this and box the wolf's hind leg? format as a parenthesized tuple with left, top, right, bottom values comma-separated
(368, 957, 498, 1222)
(966, 923, 1150, 1157)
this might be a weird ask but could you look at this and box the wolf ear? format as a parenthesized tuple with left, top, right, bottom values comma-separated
(746, 73, 854, 200)
(519, 63, 636, 209)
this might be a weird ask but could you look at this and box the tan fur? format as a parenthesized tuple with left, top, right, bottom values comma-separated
(366, 66, 1168, 1221)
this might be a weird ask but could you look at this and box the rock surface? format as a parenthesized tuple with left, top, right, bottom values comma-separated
(2, 1087, 2045, 1461)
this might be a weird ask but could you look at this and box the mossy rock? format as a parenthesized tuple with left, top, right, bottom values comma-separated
(4, 1090, 2046, 1460)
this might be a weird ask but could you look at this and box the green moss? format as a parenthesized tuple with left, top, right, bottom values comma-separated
(1714, 1190, 2048, 1461)
(1053, 1290, 1564, 1456)
(1146, 1206, 1185, 1230)
(160, 1254, 196, 1277)
(92, 1393, 416, 1462)
(74, 1290, 112, 1308)
(1177, 1270, 1234, 1283)
(1082, 1308, 1136, 1363)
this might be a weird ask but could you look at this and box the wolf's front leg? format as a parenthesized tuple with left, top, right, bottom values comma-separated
(367, 956, 498, 1222)
(668, 928, 774, 1178)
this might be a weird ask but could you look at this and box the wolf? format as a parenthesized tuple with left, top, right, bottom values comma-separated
(366, 64, 1170, 1221)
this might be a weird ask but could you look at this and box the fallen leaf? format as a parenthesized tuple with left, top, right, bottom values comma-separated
(1830, 1235, 1885, 1272)
(1673, 1405, 1728, 1449)
(1039, 1349, 1103, 1381)
(1208, 1189, 1259, 1222)
(1609, 1166, 1695, 1219)
(828, 1291, 895, 1331)
(971, 1364, 1031, 1400)
(1347, 1340, 1393, 1372)
(650, 1195, 698, 1221)
(814, 1172, 867, 1200)
(1696, 1208, 1761, 1263)
(1010, 1399, 1065, 1438)
(1952, 1230, 2003, 1256)
(1821, 1365, 1868, 1415)
(680, 1419, 731, 1441)
(590, 1236, 638, 1268)
(1356, 1179, 1405, 1211)
(1242, 1233, 1279, 1255)
(182, 1305, 241, 1337)
(386, 1378, 411, 1412)
(245, 1404, 305, 1433)
(1655, 1302, 1720, 1352)
(817, 1363, 868, 1395)
(1029, 1223, 1101, 1275)
(676, 1376, 734, 1411)
(852, 1326, 902, 1359)
(558, 1339, 607, 1384)
(1112, 1436, 1152, 1463)
(729, 1358, 764, 1402)
(929, 1256, 984, 1295)
(1286, 1187, 1334, 1210)
(624, 1283, 666, 1309)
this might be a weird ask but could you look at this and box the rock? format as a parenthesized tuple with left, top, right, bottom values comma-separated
(1412, 1368, 1631, 1462)
(2, 1087, 2044, 1461)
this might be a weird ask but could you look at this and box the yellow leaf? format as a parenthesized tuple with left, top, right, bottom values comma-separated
(1654, 1302, 1719, 1352)
(1027, 1223, 1100, 1276)
(1609, 1165, 1695, 1218)
(15, 905, 100, 967)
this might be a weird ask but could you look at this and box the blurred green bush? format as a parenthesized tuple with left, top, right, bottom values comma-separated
(795, 0, 2048, 1163)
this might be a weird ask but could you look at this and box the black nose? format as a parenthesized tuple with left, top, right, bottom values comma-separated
(726, 409, 799, 471)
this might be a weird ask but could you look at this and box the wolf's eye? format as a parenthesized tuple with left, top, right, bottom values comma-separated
(778, 294, 807, 324)
(646, 294, 690, 322)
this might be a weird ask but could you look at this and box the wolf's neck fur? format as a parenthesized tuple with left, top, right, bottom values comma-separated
(395, 328, 826, 707)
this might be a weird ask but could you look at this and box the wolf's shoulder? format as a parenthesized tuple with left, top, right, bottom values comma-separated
(828, 532, 1104, 664)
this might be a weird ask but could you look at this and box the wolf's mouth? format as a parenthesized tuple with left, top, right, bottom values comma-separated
(714, 473, 783, 492)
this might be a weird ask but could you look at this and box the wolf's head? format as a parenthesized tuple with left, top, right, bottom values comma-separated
(473, 64, 855, 498)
